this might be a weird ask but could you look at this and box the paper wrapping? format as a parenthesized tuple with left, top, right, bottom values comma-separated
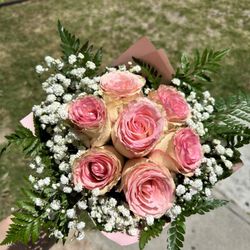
(113, 36, 174, 83)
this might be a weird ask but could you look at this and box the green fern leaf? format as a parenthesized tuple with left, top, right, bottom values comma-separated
(58, 20, 80, 58)
(4, 125, 43, 157)
(1, 212, 41, 245)
(167, 215, 186, 250)
(167, 198, 227, 250)
(184, 198, 228, 216)
(1, 186, 43, 246)
(214, 93, 250, 128)
(205, 93, 250, 148)
(175, 48, 230, 89)
(57, 20, 102, 69)
(133, 57, 162, 89)
(139, 218, 166, 250)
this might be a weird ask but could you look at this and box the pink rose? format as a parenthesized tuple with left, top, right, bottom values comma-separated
(173, 128, 203, 173)
(73, 146, 124, 195)
(100, 71, 145, 98)
(150, 85, 190, 122)
(112, 98, 165, 158)
(121, 158, 175, 218)
(68, 95, 111, 147)
(154, 128, 203, 175)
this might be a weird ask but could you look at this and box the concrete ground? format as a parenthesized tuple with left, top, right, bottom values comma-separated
(50, 144, 250, 250)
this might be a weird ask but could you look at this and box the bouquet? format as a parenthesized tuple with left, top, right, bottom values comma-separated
(1, 21, 249, 250)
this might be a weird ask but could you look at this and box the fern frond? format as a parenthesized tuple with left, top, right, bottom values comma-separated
(133, 57, 162, 89)
(175, 48, 230, 89)
(5, 125, 43, 157)
(1, 186, 44, 246)
(167, 215, 186, 250)
(139, 218, 166, 250)
(57, 20, 102, 70)
(183, 198, 228, 216)
(1, 212, 42, 245)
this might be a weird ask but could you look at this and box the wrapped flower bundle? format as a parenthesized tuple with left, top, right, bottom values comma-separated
(1, 21, 250, 250)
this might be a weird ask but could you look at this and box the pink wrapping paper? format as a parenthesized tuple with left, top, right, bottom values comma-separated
(20, 112, 35, 134)
(113, 37, 175, 83)
(101, 231, 138, 246)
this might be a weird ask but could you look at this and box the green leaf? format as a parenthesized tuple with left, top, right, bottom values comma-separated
(93, 47, 103, 69)
(58, 20, 81, 59)
(1, 186, 44, 246)
(0, 142, 10, 157)
(133, 57, 162, 89)
(139, 218, 165, 250)
(214, 92, 250, 127)
(183, 198, 228, 216)
(4, 125, 43, 157)
(1, 213, 42, 245)
(57, 20, 102, 70)
(175, 48, 230, 90)
(205, 93, 250, 148)
(167, 198, 227, 250)
(167, 215, 186, 250)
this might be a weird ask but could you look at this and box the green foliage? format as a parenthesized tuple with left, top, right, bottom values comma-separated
(167, 214, 186, 250)
(139, 218, 166, 250)
(1, 188, 42, 245)
(214, 92, 250, 127)
(175, 48, 230, 89)
(57, 20, 102, 70)
(183, 198, 228, 216)
(133, 57, 162, 89)
(206, 93, 250, 148)
(167, 198, 227, 250)
(2, 125, 43, 157)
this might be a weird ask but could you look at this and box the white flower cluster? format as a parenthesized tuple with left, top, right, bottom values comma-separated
(186, 90, 215, 136)
(36, 56, 64, 75)
(29, 155, 46, 174)
(80, 76, 102, 96)
(175, 177, 204, 202)
(33, 53, 101, 129)
(129, 65, 141, 73)
(171, 78, 215, 137)
(202, 140, 233, 181)
(166, 205, 182, 220)
(87, 195, 139, 235)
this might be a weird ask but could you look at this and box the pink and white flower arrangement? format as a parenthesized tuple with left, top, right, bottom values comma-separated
(1, 22, 249, 250)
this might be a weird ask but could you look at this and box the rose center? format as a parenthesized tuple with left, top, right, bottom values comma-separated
(89, 162, 107, 180)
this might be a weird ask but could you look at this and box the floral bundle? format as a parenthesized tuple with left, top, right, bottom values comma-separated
(1, 22, 250, 250)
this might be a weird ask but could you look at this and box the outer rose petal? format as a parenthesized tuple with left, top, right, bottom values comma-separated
(100, 71, 146, 98)
(103, 93, 143, 124)
(112, 98, 166, 158)
(72, 146, 124, 195)
(121, 158, 175, 218)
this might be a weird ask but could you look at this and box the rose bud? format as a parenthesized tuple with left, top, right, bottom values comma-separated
(100, 71, 146, 123)
(112, 98, 165, 158)
(149, 85, 190, 123)
(155, 128, 203, 175)
(72, 146, 124, 195)
(68, 95, 111, 147)
(100, 71, 145, 98)
(121, 158, 175, 218)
